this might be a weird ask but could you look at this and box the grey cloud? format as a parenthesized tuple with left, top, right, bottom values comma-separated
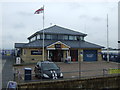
(79, 15, 103, 22)
(13, 23, 26, 29)
(18, 11, 33, 16)
(67, 3, 84, 10)
(79, 14, 89, 19)
(7, 35, 13, 38)
(92, 17, 103, 22)
(109, 6, 117, 12)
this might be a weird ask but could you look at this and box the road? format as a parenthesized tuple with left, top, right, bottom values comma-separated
(0, 55, 2, 90)
(2, 55, 14, 88)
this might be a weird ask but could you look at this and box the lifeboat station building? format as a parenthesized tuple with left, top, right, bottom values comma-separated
(15, 25, 104, 63)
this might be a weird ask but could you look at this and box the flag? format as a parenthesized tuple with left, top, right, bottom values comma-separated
(34, 7, 44, 14)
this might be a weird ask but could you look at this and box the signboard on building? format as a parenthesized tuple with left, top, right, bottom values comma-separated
(55, 44, 61, 49)
(31, 50, 42, 55)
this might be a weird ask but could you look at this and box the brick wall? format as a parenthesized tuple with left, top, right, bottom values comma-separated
(17, 76, 120, 89)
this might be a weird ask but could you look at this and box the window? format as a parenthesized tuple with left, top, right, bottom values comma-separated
(58, 35, 63, 40)
(40, 34, 45, 39)
(74, 36, 77, 40)
(46, 35, 52, 40)
(80, 36, 84, 41)
(64, 35, 69, 40)
(37, 34, 40, 40)
(52, 35, 58, 40)
(23, 49, 26, 55)
(41, 63, 59, 70)
(76, 36, 84, 41)
(69, 35, 77, 40)
(30, 36, 36, 42)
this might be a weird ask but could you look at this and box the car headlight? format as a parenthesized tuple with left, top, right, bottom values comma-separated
(43, 74, 49, 78)
(60, 73, 63, 77)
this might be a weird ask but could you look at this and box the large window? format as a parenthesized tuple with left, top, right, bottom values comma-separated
(52, 35, 58, 40)
(46, 35, 52, 40)
(37, 34, 40, 40)
(58, 35, 63, 40)
(69, 35, 77, 40)
(35, 34, 80, 41)
(64, 35, 69, 40)
(30, 36, 36, 42)
(75, 36, 77, 40)
(80, 36, 84, 41)
(40, 34, 45, 39)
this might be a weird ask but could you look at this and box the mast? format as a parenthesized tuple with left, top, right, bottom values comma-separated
(107, 14, 109, 62)
(42, 5, 45, 61)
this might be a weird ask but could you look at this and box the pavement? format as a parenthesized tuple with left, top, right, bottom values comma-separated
(0, 55, 2, 90)
(13, 60, 120, 82)
(2, 55, 14, 88)
(1, 55, 120, 86)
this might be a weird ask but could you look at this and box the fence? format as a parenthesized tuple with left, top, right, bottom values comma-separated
(17, 75, 120, 89)
(101, 53, 120, 63)
(14, 68, 120, 83)
(0, 49, 15, 56)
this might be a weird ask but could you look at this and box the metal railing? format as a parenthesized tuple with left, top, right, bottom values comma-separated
(14, 68, 120, 83)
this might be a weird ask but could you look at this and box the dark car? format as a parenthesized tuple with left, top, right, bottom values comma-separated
(34, 61, 63, 79)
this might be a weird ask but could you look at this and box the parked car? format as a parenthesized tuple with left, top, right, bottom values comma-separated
(34, 61, 63, 79)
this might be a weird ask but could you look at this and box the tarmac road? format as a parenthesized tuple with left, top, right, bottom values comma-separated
(2, 55, 14, 88)
(0, 55, 2, 90)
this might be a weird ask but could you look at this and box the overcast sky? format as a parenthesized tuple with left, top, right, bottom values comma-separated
(0, 0, 119, 49)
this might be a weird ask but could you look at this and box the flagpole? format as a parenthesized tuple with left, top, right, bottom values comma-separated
(107, 14, 109, 63)
(43, 5, 45, 61)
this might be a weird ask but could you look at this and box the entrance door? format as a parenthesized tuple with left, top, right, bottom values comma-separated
(70, 50, 78, 61)
(49, 50, 63, 62)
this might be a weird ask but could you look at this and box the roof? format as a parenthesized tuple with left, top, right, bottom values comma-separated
(28, 25, 87, 39)
(15, 40, 104, 49)
(15, 43, 25, 48)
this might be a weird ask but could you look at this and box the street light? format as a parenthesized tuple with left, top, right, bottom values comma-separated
(107, 14, 109, 63)
(77, 36, 81, 79)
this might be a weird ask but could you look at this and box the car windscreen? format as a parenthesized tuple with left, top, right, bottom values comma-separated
(41, 63, 59, 70)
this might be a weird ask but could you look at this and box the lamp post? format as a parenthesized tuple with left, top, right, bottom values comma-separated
(118, 41, 120, 63)
(79, 52, 81, 79)
(77, 36, 81, 79)
(107, 14, 109, 63)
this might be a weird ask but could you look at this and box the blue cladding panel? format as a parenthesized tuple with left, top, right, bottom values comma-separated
(83, 50, 97, 61)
